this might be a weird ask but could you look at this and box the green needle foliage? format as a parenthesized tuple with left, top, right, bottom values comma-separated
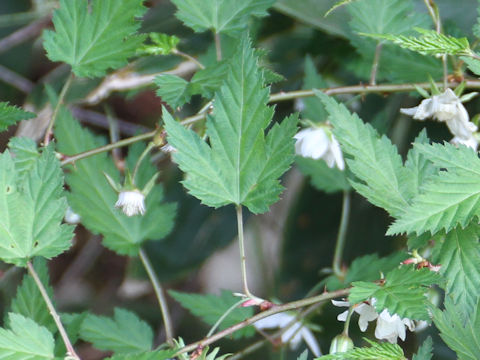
(0, 145, 73, 267)
(43, 0, 147, 78)
(0, 102, 35, 132)
(164, 38, 298, 214)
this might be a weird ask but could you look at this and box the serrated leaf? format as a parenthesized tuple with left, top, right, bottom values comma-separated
(296, 156, 350, 193)
(43, 0, 147, 78)
(107, 349, 175, 360)
(154, 75, 191, 109)
(412, 336, 433, 360)
(316, 92, 413, 218)
(433, 298, 480, 360)
(80, 308, 153, 354)
(55, 108, 176, 256)
(9, 258, 55, 334)
(462, 56, 480, 76)
(0, 313, 54, 359)
(189, 61, 229, 99)
(8, 137, 40, 180)
(0, 146, 73, 266)
(163, 38, 297, 214)
(431, 224, 480, 318)
(349, 266, 441, 320)
(138, 33, 180, 56)
(320, 338, 406, 360)
(301, 56, 328, 122)
(169, 290, 254, 339)
(171, 0, 275, 34)
(0, 102, 35, 132)
(388, 143, 480, 236)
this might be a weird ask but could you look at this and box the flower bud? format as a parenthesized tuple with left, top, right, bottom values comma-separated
(329, 334, 354, 354)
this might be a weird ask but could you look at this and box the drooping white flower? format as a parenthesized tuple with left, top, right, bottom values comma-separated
(254, 313, 321, 357)
(294, 127, 345, 170)
(115, 189, 146, 216)
(401, 88, 477, 148)
(332, 300, 378, 332)
(374, 309, 415, 344)
(451, 134, 478, 150)
(64, 206, 81, 224)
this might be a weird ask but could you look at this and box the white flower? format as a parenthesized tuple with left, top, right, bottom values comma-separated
(375, 309, 415, 344)
(451, 135, 478, 150)
(294, 127, 345, 170)
(64, 206, 81, 224)
(332, 300, 378, 332)
(254, 313, 321, 357)
(401, 88, 477, 143)
(115, 190, 146, 216)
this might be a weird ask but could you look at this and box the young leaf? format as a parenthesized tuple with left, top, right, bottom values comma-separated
(0, 102, 35, 132)
(0, 146, 73, 266)
(349, 266, 441, 320)
(169, 290, 254, 339)
(433, 298, 480, 360)
(55, 108, 176, 256)
(412, 336, 433, 360)
(316, 91, 413, 218)
(388, 143, 480, 235)
(320, 338, 406, 360)
(432, 224, 480, 318)
(43, 0, 147, 78)
(295, 156, 350, 193)
(9, 258, 55, 334)
(80, 308, 153, 354)
(0, 313, 54, 359)
(154, 75, 191, 109)
(163, 38, 298, 214)
(171, 0, 275, 34)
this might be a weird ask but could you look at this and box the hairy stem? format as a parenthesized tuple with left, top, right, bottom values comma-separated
(44, 73, 74, 146)
(27, 261, 80, 359)
(369, 42, 383, 86)
(206, 298, 245, 337)
(236, 205, 254, 298)
(173, 49, 205, 69)
(215, 32, 222, 61)
(132, 142, 155, 183)
(332, 191, 351, 278)
(173, 288, 349, 356)
(139, 248, 174, 346)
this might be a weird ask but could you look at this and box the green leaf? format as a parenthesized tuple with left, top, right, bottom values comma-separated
(316, 92, 413, 218)
(297, 349, 308, 360)
(296, 156, 350, 193)
(388, 142, 480, 235)
(462, 56, 480, 76)
(189, 61, 229, 98)
(8, 137, 40, 180)
(171, 0, 275, 34)
(0, 313, 54, 359)
(169, 290, 254, 339)
(412, 336, 433, 360)
(9, 258, 55, 333)
(163, 38, 297, 214)
(349, 266, 441, 320)
(43, 0, 147, 78)
(320, 338, 406, 360)
(301, 56, 328, 122)
(366, 28, 473, 57)
(431, 224, 480, 318)
(0, 102, 35, 132)
(55, 108, 176, 256)
(107, 349, 176, 360)
(138, 33, 180, 56)
(0, 146, 73, 266)
(80, 308, 153, 354)
(154, 75, 191, 109)
(433, 298, 480, 360)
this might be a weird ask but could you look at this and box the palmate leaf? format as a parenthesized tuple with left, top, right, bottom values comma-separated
(388, 142, 480, 235)
(80, 308, 153, 354)
(431, 224, 480, 318)
(0, 313, 54, 359)
(349, 266, 441, 320)
(321, 338, 405, 360)
(171, 0, 275, 34)
(433, 298, 480, 360)
(316, 92, 413, 218)
(43, 0, 146, 78)
(0, 102, 35, 132)
(0, 146, 73, 267)
(55, 108, 176, 256)
(169, 290, 254, 339)
(163, 38, 297, 214)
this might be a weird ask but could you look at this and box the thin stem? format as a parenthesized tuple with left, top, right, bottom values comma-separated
(236, 205, 253, 298)
(173, 49, 205, 69)
(342, 307, 354, 336)
(27, 261, 80, 359)
(229, 339, 266, 360)
(332, 191, 351, 278)
(139, 248, 174, 346)
(369, 42, 383, 86)
(44, 73, 74, 146)
(173, 288, 349, 356)
(0, 64, 34, 93)
(214, 32, 222, 61)
(132, 142, 155, 183)
(423, 0, 447, 88)
(206, 299, 245, 337)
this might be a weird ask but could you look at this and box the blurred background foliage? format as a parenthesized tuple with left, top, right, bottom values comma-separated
(0, 0, 477, 358)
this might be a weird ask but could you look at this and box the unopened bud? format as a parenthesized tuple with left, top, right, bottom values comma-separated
(329, 334, 354, 354)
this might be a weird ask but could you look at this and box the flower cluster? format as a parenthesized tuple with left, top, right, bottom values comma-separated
(401, 88, 478, 150)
